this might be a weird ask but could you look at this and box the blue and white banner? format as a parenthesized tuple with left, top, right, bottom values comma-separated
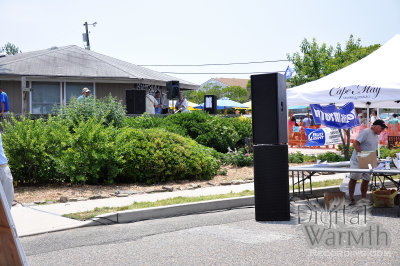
(310, 102, 360, 129)
(305, 128, 342, 147)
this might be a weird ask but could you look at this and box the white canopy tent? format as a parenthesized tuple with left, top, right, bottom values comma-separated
(287, 34, 400, 109)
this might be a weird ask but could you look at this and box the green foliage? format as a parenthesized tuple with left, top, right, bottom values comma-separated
(221, 86, 249, 103)
(125, 112, 250, 153)
(1, 42, 21, 55)
(55, 116, 123, 184)
(228, 116, 252, 139)
(289, 151, 345, 163)
(220, 149, 253, 167)
(54, 95, 126, 128)
(287, 35, 380, 87)
(379, 146, 400, 159)
(337, 144, 354, 157)
(185, 84, 250, 103)
(289, 152, 304, 163)
(317, 152, 345, 162)
(2, 114, 220, 185)
(195, 118, 239, 153)
(2, 116, 70, 184)
(116, 128, 220, 184)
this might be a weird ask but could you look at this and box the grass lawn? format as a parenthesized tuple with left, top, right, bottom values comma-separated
(65, 178, 343, 221)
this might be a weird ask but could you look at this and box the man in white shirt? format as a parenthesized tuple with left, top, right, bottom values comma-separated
(175, 92, 189, 113)
(348, 119, 387, 205)
(145, 91, 158, 115)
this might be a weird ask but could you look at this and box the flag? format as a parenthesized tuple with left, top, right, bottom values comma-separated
(284, 66, 294, 80)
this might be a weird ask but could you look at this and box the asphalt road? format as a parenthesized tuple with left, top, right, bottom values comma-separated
(21, 205, 400, 265)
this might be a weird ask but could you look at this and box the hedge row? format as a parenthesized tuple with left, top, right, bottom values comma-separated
(124, 111, 253, 153)
(2, 116, 220, 185)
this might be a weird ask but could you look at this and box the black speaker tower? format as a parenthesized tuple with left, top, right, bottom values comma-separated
(251, 73, 289, 221)
(204, 95, 217, 114)
(126, 89, 146, 114)
(167, 81, 180, 99)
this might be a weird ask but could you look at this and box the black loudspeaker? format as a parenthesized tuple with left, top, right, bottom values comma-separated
(126, 89, 146, 114)
(251, 73, 287, 145)
(167, 81, 180, 99)
(204, 95, 217, 114)
(254, 144, 289, 221)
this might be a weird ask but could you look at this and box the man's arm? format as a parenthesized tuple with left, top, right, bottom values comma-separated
(353, 140, 362, 153)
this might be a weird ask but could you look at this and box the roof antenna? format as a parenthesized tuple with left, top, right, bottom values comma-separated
(83, 21, 97, 50)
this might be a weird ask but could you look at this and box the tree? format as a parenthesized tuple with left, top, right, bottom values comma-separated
(1, 42, 21, 55)
(287, 35, 380, 160)
(185, 84, 249, 104)
(287, 35, 380, 87)
(222, 86, 248, 103)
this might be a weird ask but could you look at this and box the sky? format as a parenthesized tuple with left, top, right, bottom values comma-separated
(1, 0, 399, 85)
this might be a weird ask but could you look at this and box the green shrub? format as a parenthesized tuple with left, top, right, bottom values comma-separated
(194, 118, 239, 153)
(379, 146, 400, 158)
(55, 116, 123, 184)
(126, 112, 243, 153)
(337, 144, 354, 157)
(116, 128, 220, 184)
(289, 151, 345, 164)
(317, 152, 345, 162)
(2, 115, 70, 184)
(227, 116, 252, 139)
(289, 151, 304, 163)
(220, 149, 253, 167)
(54, 95, 126, 128)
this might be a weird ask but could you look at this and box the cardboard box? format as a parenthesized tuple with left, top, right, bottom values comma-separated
(372, 188, 398, 208)
(324, 191, 346, 209)
(357, 151, 378, 169)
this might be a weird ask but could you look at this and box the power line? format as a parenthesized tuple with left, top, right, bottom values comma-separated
(161, 71, 285, 75)
(140, 59, 289, 67)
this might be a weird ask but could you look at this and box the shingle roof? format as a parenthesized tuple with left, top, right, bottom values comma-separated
(0, 45, 198, 89)
(214, 78, 249, 88)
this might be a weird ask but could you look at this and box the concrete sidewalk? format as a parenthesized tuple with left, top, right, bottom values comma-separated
(10, 172, 345, 237)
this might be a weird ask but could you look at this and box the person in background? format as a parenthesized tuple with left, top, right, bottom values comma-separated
(145, 91, 158, 115)
(348, 119, 387, 206)
(389, 114, 399, 125)
(175, 92, 189, 113)
(288, 116, 297, 131)
(154, 91, 162, 115)
(370, 111, 377, 124)
(0, 87, 10, 117)
(302, 114, 311, 127)
(78, 87, 91, 102)
(359, 112, 368, 126)
(0, 133, 14, 209)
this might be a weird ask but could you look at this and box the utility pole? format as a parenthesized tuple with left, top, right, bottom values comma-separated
(83, 21, 97, 50)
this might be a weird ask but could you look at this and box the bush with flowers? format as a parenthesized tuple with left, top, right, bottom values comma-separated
(220, 148, 254, 167)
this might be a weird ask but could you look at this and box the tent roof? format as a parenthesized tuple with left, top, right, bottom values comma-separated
(0, 45, 198, 90)
(287, 34, 400, 108)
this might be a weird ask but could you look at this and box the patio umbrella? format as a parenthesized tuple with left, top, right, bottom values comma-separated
(169, 100, 198, 110)
(193, 97, 249, 110)
(234, 100, 251, 109)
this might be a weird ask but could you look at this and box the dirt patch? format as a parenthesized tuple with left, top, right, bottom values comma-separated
(13, 163, 308, 204)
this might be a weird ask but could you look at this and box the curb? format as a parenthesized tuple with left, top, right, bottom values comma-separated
(88, 196, 255, 225)
(87, 185, 345, 226)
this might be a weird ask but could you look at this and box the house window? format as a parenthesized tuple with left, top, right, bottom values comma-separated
(66, 83, 93, 103)
(31, 82, 60, 114)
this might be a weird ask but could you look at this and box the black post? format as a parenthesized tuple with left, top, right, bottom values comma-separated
(84, 22, 90, 50)
(251, 73, 290, 221)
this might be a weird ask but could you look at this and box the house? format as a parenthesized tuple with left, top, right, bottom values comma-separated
(199, 78, 249, 90)
(0, 45, 198, 114)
